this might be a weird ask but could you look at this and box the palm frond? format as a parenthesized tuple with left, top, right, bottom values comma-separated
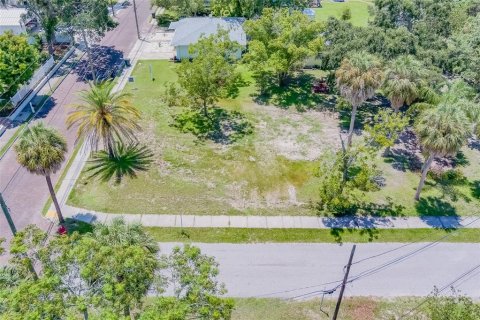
(67, 80, 141, 154)
(14, 123, 67, 176)
(86, 142, 153, 184)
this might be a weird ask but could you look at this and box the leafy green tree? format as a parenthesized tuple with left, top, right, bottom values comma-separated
(86, 142, 153, 184)
(366, 109, 409, 154)
(414, 104, 471, 200)
(448, 16, 480, 89)
(0, 32, 40, 99)
(335, 52, 384, 146)
(210, 0, 309, 18)
(61, 219, 159, 319)
(382, 55, 428, 112)
(153, 0, 208, 16)
(5, 219, 160, 320)
(61, 0, 114, 81)
(146, 245, 234, 320)
(243, 8, 323, 88)
(176, 31, 241, 117)
(23, 0, 60, 54)
(426, 288, 480, 320)
(317, 143, 381, 215)
(341, 7, 352, 21)
(373, 0, 417, 30)
(67, 81, 141, 156)
(14, 124, 67, 224)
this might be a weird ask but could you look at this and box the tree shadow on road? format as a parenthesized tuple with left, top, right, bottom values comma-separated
(74, 45, 125, 82)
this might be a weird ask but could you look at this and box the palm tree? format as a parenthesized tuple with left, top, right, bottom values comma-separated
(14, 123, 67, 223)
(336, 52, 383, 146)
(86, 142, 153, 184)
(89, 217, 158, 254)
(66, 81, 141, 156)
(414, 104, 471, 200)
(383, 55, 427, 113)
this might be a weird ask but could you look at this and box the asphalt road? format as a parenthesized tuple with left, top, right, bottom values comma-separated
(0, 0, 153, 254)
(159, 242, 480, 298)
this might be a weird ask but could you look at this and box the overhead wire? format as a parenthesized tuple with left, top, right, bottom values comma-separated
(398, 262, 480, 319)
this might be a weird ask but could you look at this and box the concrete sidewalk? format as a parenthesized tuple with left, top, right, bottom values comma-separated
(62, 205, 480, 229)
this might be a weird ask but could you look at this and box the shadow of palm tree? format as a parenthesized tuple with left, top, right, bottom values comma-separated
(415, 196, 460, 229)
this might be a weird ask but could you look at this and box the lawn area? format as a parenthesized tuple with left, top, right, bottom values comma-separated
(68, 60, 338, 216)
(145, 227, 480, 243)
(314, 0, 374, 27)
(68, 60, 480, 217)
(232, 297, 425, 320)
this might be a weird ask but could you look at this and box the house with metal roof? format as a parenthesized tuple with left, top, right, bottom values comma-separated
(0, 8, 28, 35)
(168, 17, 246, 60)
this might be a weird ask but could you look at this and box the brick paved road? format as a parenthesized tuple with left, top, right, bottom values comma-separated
(0, 0, 153, 259)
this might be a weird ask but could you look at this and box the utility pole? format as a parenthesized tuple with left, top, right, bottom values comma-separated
(0, 192, 17, 235)
(332, 244, 356, 320)
(132, 0, 140, 39)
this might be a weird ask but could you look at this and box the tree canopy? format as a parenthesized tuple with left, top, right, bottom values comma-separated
(176, 30, 241, 116)
(243, 8, 323, 88)
(0, 220, 233, 320)
(0, 32, 40, 100)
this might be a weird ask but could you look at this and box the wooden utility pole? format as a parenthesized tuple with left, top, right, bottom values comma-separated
(0, 192, 16, 235)
(132, 0, 140, 39)
(332, 244, 356, 320)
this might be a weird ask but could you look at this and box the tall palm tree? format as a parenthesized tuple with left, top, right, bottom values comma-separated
(66, 81, 141, 156)
(14, 123, 67, 223)
(336, 52, 383, 146)
(414, 104, 471, 200)
(86, 142, 153, 184)
(383, 55, 427, 113)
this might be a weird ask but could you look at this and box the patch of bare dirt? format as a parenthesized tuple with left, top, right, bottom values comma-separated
(256, 105, 340, 161)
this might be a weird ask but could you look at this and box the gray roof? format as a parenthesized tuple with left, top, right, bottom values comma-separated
(169, 17, 246, 47)
(0, 8, 26, 27)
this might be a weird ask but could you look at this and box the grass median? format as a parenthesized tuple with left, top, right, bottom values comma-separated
(145, 227, 480, 243)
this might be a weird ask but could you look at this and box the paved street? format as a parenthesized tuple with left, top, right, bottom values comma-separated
(159, 242, 480, 298)
(0, 0, 153, 253)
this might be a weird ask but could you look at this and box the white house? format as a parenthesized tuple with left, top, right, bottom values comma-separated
(0, 8, 28, 35)
(168, 17, 246, 60)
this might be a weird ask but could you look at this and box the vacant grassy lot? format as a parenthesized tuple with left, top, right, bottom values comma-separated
(68, 60, 480, 217)
(68, 60, 337, 215)
(146, 227, 480, 243)
(314, 0, 374, 27)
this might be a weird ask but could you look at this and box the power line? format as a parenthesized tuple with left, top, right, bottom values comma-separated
(282, 216, 480, 301)
(351, 215, 480, 267)
(398, 262, 480, 319)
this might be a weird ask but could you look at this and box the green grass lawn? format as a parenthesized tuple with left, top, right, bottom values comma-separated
(314, 0, 374, 27)
(145, 227, 480, 243)
(68, 60, 335, 216)
(68, 59, 480, 218)
(232, 297, 425, 320)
